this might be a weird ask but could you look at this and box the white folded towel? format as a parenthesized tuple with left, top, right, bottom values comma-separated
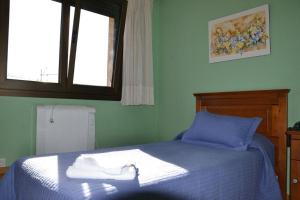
(66, 155, 137, 180)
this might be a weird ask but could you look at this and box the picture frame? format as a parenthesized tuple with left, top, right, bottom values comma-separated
(208, 4, 270, 63)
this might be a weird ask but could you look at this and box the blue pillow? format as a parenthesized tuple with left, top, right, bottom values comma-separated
(181, 111, 262, 150)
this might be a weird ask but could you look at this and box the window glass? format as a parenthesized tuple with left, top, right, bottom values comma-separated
(73, 9, 114, 87)
(7, 0, 61, 83)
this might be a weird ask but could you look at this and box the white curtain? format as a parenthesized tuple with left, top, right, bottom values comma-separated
(121, 0, 154, 105)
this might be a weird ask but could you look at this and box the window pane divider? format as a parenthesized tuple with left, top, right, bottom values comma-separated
(67, 3, 80, 88)
(58, 2, 70, 88)
(0, 0, 9, 82)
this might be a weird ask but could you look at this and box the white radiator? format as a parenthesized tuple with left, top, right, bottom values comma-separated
(36, 105, 96, 155)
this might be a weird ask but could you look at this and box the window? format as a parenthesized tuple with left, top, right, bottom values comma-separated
(7, 0, 61, 83)
(73, 10, 113, 87)
(0, 0, 127, 100)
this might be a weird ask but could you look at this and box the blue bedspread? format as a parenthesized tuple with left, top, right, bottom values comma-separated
(0, 139, 281, 200)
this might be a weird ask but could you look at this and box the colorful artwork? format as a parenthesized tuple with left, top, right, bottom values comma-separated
(209, 5, 270, 63)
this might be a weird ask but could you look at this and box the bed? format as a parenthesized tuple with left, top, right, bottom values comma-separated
(193, 89, 289, 198)
(0, 89, 289, 200)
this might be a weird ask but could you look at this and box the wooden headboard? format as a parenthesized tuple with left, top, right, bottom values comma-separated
(194, 89, 289, 197)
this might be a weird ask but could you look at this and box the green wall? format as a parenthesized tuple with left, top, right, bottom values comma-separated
(155, 0, 300, 140)
(1, 0, 300, 167)
(0, 97, 158, 165)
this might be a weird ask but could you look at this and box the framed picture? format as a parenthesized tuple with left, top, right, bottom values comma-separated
(209, 4, 270, 63)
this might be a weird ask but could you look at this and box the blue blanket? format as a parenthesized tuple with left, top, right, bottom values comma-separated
(0, 138, 281, 200)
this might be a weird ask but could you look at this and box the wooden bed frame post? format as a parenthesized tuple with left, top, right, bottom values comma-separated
(278, 91, 289, 200)
(193, 89, 289, 199)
